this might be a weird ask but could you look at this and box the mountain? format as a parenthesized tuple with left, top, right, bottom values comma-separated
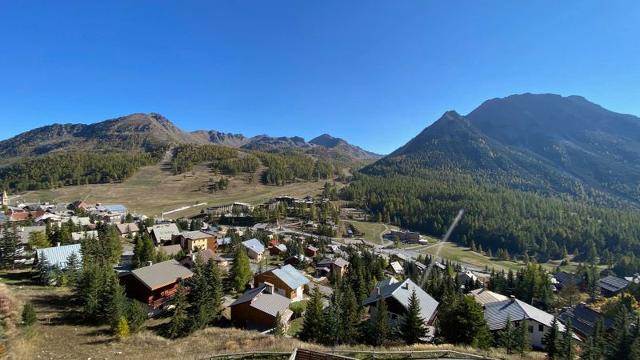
(0, 113, 379, 165)
(310, 134, 380, 161)
(365, 93, 640, 205)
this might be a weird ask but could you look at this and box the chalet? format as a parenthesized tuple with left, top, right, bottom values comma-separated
(269, 243, 287, 256)
(554, 271, 584, 291)
(364, 278, 439, 338)
(598, 275, 630, 297)
(388, 261, 404, 275)
(558, 303, 614, 341)
(71, 200, 88, 211)
(71, 230, 99, 241)
(316, 257, 349, 277)
(8, 210, 45, 223)
(69, 216, 92, 227)
(469, 288, 509, 307)
(230, 283, 293, 330)
(180, 249, 229, 269)
(148, 223, 181, 245)
(36, 243, 82, 270)
(156, 244, 183, 257)
(116, 223, 140, 237)
(484, 296, 578, 349)
(123, 260, 193, 311)
(305, 245, 319, 258)
(254, 265, 309, 302)
(284, 254, 309, 267)
(241, 238, 266, 260)
(173, 231, 217, 253)
(457, 270, 479, 287)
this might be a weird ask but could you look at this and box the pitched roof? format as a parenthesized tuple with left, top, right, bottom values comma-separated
(270, 265, 309, 289)
(157, 244, 183, 256)
(37, 244, 82, 269)
(242, 238, 265, 254)
(230, 284, 292, 317)
(180, 230, 213, 240)
(598, 275, 629, 293)
(131, 259, 193, 290)
(149, 223, 181, 242)
(116, 223, 139, 234)
(469, 288, 509, 306)
(364, 278, 439, 323)
(389, 261, 404, 274)
(71, 230, 98, 241)
(317, 257, 349, 268)
(484, 298, 566, 332)
(558, 303, 614, 339)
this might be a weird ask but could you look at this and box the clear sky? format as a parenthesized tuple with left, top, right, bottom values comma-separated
(1, 1, 638, 154)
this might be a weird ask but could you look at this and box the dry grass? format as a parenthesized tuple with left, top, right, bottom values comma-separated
(19, 164, 327, 218)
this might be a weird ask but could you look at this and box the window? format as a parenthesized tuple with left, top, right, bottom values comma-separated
(539, 324, 544, 332)
(528, 325, 533, 333)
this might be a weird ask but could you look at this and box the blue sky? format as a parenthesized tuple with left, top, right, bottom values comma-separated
(0, 1, 638, 154)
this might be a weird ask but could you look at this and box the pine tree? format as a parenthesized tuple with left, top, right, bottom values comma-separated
(399, 289, 426, 345)
(300, 287, 324, 343)
(544, 317, 562, 359)
(37, 252, 52, 285)
(273, 312, 285, 337)
(498, 315, 517, 354)
(517, 319, 531, 356)
(322, 292, 341, 345)
(339, 284, 359, 343)
(0, 225, 18, 269)
(229, 247, 252, 293)
(167, 284, 190, 339)
(126, 300, 147, 333)
(65, 252, 81, 287)
(367, 298, 390, 346)
(561, 319, 575, 360)
(607, 308, 633, 360)
(105, 273, 127, 332)
(21, 302, 37, 326)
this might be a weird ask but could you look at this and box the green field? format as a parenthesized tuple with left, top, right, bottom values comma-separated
(345, 220, 391, 245)
(422, 242, 523, 272)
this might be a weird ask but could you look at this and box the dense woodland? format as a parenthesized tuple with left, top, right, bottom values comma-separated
(342, 172, 640, 275)
(0, 151, 160, 191)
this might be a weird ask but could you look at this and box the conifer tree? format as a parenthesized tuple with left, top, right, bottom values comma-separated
(399, 289, 426, 345)
(300, 287, 324, 343)
(367, 298, 390, 346)
(116, 316, 130, 338)
(561, 319, 575, 360)
(167, 284, 190, 339)
(544, 317, 562, 359)
(229, 247, 252, 293)
(322, 292, 341, 345)
(498, 315, 517, 354)
(21, 302, 37, 326)
(517, 319, 531, 356)
(339, 284, 359, 343)
(273, 312, 285, 337)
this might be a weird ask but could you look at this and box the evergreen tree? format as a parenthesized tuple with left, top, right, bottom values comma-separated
(607, 308, 634, 360)
(300, 287, 324, 343)
(438, 295, 492, 348)
(229, 247, 252, 293)
(544, 317, 562, 359)
(166, 284, 190, 339)
(399, 290, 426, 345)
(115, 316, 130, 338)
(0, 225, 18, 269)
(105, 273, 127, 332)
(517, 319, 531, 356)
(65, 252, 81, 287)
(367, 298, 390, 346)
(498, 315, 517, 354)
(21, 302, 37, 326)
(126, 300, 148, 333)
(339, 284, 359, 343)
(273, 312, 285, 337)
(28, 231, 50, 250)
(321, 292, 341, 345)
(37, 252, 52, 285)
(561, 319, 575, 360)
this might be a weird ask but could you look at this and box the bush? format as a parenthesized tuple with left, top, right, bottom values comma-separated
(126, 301, 147, 333)
(21, 303, 37, 326)
(116, 316, 130, 338)
(289, 301, 307, 318)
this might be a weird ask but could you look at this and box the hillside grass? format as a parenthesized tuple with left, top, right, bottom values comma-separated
(422, 242, 523, 272)
(19, 164, 326, 218)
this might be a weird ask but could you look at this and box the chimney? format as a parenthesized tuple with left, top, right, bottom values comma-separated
(264, 282, 275, 294)
(376, 287, 381, 297)
(56, 242, 60, 247)
(509, 295, 516, 302)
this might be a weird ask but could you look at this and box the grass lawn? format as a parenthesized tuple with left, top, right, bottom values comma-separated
(345, 221, 389, 245)
(422, 242, 523, 272)
(19, 164, 327, 218)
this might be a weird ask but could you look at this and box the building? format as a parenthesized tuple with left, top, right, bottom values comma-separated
(554, 271, 584, 291)
(71, 230, 99, 241)
(457, 270, 479, 288)
(388, 230, 421, 243)
(241, 238, 266, 260)
(230, 283, 293, 330)
(469, 288, 509, 307)
(36, 243, 82, 270)
(122, 260, 193, 311)
(116, 223, 140, 237)
(305, 245, 319, 258)
(180, 249, 229, 269)
(598, 275, 630, 297)
(389, 261, 404, 275)
(269, 243, 287, 256)
(1, 190, 9, 206)
(254, 265, 309, 302)
(173, 231, 217, 253)
(207, 202, 253, 216)
(156, 244, 183, 257)
(148, 223, 181, 245)
(558, 303, 615, 341)
(364, 278, 439, 337)
(316, 257, 349, 277)
(484, 296, 576, 349)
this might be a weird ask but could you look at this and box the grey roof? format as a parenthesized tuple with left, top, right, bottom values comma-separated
(180, 230, 212, 240)
(149, 223, 181, 242)
(157, 244, 183, 256)
(484, 298, 566, 332)
(242, 238, 265, 254)
(364, 278, 439, 323)
(14, 226, 46, 244)
(469, 288, 509, 306)
(217, 237, 232, 246)
(131, 259, 193, 290)
(71, 230, 98, 241)
(37, 244, 82, 269)
(96, 204, 127, 213)
(598, 275, 629, 293)
(276, 244, 287, 252)
(558, 303, 614, 339)
(116, 223, 139, 234)
(317, 257, 349, 268)
(230, 284, 292, 317)
(271, 265, 309, 289)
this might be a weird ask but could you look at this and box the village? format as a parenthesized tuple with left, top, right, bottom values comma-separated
(0, 189, 638, 359)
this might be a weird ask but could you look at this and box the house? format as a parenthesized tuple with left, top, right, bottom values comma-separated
(316, 257, 349, 277)
(230, 283, 293, 330)
(71, 200, 88, 211)
(180, 249, 229, 269)
(14, 226, 46, 245)
(364, 278, 439, 336)
(469, 288, 509, 307)
(554, 271, 584, 291)
(122, 260, 193, 310)
(558, 303, 615, 341)
(116, 223, 140, 237)
(173, 231, 217, 253)
(598, 275, 630, 297)
(241, 238, 266, 260)
(284, 254, 308, 267)
(457, 270, 479, 288)
(389, 261, 404, 275)
(36, 244, 82, 280)
(71, 230, 99, 241)
(217, 237, 232, 249)
(305, 245, 319, 258)
(484, 296, 577, 349)
(156, 244, 184, 257)
(254, 265, 309, 302)
(148, 223, 181, 245)
(69, 216, 92, 227)
(269, 243, 287, 256)
(388, 230, 421, 243)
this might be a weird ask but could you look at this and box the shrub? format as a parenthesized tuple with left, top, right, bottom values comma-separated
(21, 303, 37, 326)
